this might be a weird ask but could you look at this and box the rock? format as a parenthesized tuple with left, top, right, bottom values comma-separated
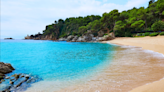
(25, 75, 30, 79)
(4, 38, 13, 40)
(1, 79, 5, 82)
(71, 36, 78, 42)
(67, 35, 74, 42)
(98, 30, 105, 37)
(76, 36, 85, 42)
(25, 35, 31, 39)
(0, 62, 15, 76)
(11, 74, 20, 79)
(58, 38, 67, 41)
(15, 78, 29, 88)
(5, 76, 10, 79)
(92, 37, 97, 41)
(10, 80, 14, 84)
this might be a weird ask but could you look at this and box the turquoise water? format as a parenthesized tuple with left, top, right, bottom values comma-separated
(0, 40, 116, 89)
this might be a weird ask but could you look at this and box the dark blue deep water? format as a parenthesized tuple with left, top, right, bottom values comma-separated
(0, 40, 116, 81)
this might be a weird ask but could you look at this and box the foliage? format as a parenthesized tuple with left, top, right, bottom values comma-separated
(78, 26, 87, 35)
(149, 32, 159, 36)
(144, 32, 150, 36)
(151, 21, 164, 31)
(37, 0, 163, 39)
(131, 20, 145, 29)
(159, 32, 164, 35)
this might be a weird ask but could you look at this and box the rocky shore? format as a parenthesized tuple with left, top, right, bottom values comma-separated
(0, 62, 41, 92)
(24, 30, 115, 42)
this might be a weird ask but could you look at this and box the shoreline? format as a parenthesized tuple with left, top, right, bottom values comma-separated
(103, 36, 164, 92)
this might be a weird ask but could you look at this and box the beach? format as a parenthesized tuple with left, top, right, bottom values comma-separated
(25, 36, 164, 92)
(103, 36, 164, 92)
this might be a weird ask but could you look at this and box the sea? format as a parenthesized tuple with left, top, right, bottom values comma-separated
(1, 39, 164, 92)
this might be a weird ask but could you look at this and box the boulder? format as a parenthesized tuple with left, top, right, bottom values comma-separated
(98, 30, 105, 37)
(0, 62, 15, 75)
(71, 36, 78, 42)
(58, 38, 67, 41)
(67, 35, 74, 42)
(76, 36, 86, 42)
(83, 34, 94, 41)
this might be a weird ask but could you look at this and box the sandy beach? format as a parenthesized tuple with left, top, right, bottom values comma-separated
(103, 36, 164, 92)
(24, 36, 164, 92)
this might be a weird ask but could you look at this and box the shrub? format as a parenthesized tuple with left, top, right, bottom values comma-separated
(151, 21, 164, 32)
(149, 32, 159, 36)
(159, 32, 164, 35)
(145, 28, 152, 31)
(59, 33, 67, 38)
(104, 33, 108, 36)
(136, 33, 141, 36)
(144, 32, 150, 36)
(125, 32, 132, 37)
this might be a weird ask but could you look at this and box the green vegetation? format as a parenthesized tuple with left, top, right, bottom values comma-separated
(40, 0, 164, 39)
(151, 21, 164, 31)
(144, 32, 150, 36)
(149, 32, 159, 36)
(159, 32, 164, 35)
(0, 76, 4, 79)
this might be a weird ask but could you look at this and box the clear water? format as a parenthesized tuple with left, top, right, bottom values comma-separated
(0, 40, 117, 90)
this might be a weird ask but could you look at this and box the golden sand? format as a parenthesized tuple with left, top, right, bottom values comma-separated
(104, 36, 164, 92)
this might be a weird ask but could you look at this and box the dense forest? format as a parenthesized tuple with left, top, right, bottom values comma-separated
(28, 0, 164, 40)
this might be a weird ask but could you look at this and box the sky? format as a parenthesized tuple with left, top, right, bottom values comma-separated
(1, 0, 152, 39)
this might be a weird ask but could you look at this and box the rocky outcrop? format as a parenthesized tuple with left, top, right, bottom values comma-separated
(0, 62, 15, 78)
(98, 30, 105, 37)
(59, 32, 114, 42)
(67, 35, 75, 42)
(4, 38, 13, 40)
(58, 38, 67, 41)
(71, 36, 78, 42)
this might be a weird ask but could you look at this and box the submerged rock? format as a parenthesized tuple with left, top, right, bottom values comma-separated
(1, 73, 42, 92)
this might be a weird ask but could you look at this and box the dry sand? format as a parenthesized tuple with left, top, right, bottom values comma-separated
(103, 36, 164, 92)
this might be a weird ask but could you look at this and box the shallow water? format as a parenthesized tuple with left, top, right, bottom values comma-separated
(56, 45, 164, 92)
(0, 40, 117, 91)
(1, 40, 164, 92)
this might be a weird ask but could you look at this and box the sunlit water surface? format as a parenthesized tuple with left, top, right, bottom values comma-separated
(0, 40, 117, 91)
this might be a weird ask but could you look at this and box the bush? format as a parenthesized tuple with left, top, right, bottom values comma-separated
(151, 21, 164, 32)
(136, 33, 142, 36)
(159, 32, 164, 35)
(59, 33, 67, 38)
(144, 32, 150, 36)
(104, 33, 108, 35)
(125, 32, 132, 37)
(149, 32, 159, 36)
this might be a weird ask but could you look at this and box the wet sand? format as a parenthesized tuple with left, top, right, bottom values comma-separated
(103, 36, 164, 92)
(57, 46, 164, 92)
